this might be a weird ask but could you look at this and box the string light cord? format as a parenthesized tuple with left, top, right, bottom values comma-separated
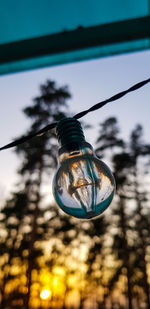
(0, 77, 150, 151)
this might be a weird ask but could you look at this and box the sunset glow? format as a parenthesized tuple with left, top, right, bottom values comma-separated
(40, 289, 51, 300)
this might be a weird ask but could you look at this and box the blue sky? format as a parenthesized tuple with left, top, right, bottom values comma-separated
(0, 49, 150, 202)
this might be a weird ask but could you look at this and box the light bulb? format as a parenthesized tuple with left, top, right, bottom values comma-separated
(53, 118, 115, 219)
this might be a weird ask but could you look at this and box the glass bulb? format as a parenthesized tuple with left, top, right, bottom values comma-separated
(53, 118, 115, 219)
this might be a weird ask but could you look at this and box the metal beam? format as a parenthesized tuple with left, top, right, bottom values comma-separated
(0, 16, 150, 65)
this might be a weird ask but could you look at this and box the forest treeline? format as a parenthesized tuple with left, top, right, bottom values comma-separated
(0, 80, 150, 309)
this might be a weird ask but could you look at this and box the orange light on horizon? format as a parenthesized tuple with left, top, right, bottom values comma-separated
(40, 289, 51, 300)
(53, 277, 58, 287)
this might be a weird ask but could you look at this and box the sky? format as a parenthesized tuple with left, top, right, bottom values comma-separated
(0, 49, 150, 202)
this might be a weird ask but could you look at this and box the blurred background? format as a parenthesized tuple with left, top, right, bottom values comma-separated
(0, 1, 150, 308)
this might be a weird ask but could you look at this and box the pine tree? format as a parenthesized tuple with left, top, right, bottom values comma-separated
(0, 80, 71, 309)
(96, 117, 134, 309)
(84, 217, 108, 309)
(0, 192, 29, 308)
(112, 150, 136, 309)
(129, 124, 150, 308)
(17, 80, 71, 309)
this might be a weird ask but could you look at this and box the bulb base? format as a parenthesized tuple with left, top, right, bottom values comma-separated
(56, 118, 86, 150)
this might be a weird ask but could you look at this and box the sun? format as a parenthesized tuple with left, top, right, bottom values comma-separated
(40, 289, 51, 300)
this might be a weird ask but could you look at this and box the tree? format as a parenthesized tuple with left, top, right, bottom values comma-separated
(129, 124, 150, 308)
(0, 80, 71, 309)
(85, 217, 108, 309)
(96, 117, 134, 309)
(0, 192, 29, 309)
(96, 117, 124, 158)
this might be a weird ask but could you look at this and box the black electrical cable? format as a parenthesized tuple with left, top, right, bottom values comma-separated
(0, 77, 150, 151)
(74, 77, 150, 119)
(0, 123, 57, 151)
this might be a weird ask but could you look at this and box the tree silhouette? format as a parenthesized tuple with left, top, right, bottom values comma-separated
(0, 80, 71, 309)
(96, 117, 134, 309)
(1, 108, 150, 309)
(129, 124, 150, 308)
(0, 192, 30, 308)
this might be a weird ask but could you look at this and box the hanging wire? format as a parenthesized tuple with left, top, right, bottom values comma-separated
(0, 123, 57, 151)
(0, 77, 150, 151)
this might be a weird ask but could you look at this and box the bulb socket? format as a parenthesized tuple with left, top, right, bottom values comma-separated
(56, 117, 86, 150)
